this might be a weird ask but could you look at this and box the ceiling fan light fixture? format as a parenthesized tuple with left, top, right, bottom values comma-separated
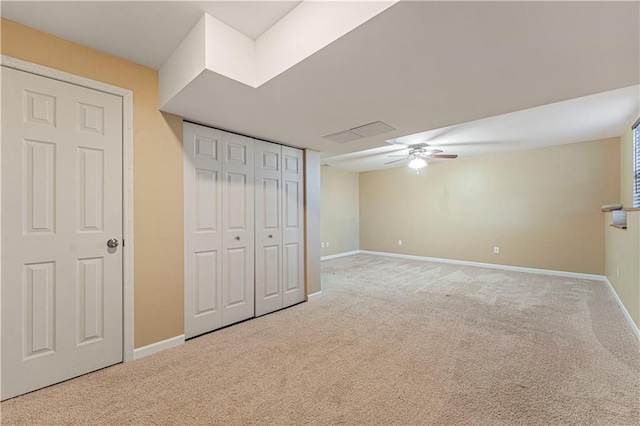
(408, 157, 427, 169)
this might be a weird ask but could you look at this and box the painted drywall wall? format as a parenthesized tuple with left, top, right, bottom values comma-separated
(305, 151, 322, 295)
(321, 166, 359, 257)
(360, 138, 620, 275)
(1, 19, 184, 348)
(605, 122, 640, 329)
(605, 211, 640, 327)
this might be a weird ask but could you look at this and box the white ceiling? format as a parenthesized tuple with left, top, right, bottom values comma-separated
(3, 1, 639, 171)
(161, 1, 640, 167)
(324, 85, 640, 172)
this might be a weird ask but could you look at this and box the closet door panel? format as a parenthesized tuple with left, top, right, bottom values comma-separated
(222, 133, 254, 326)
(184, 123, 223, 338)
(284, 242, 301, 292)
(254, 141, 283, 316)
(282, 147, 305, 307)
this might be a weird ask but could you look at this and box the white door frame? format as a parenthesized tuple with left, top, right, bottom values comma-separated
(0, 55, 135, 362)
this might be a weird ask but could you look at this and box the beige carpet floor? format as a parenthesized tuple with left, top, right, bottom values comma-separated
(1, 254, 639, 425)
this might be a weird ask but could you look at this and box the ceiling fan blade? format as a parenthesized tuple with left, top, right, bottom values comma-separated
(387, 154, 409, 157)
(428, 154, 458, 159)
(424, 149, 443, 154)
(384, 158, 408, 165)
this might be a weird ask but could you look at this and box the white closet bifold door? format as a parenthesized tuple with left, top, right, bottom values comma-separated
(282, 146, 305, 308)
(255, 141, 284, 316)
(221, 132, 255, 326)
(255, 143, 305, 315)
(183, 123, 223, 338)
(185, 123, 303, 335)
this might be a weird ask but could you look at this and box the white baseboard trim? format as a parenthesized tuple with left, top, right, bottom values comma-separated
(307, 291, 323, 301)
(359, 250, 604, 281)
(602, 278, 640, 341)
(133, 334, 185, 361)
(321, 250, 361, 261)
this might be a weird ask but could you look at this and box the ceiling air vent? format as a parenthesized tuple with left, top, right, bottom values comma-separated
(323, 130, 363, 143)
(323, 121, 396, 143)
(350, 121, 396, 138)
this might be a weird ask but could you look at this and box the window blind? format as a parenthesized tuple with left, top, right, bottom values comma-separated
(634, 118, 640, 207)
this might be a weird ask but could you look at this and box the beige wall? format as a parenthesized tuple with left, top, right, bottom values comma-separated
(360, 138, 620, 275)
(605, 122, 640, 329)
(605, 212, 640, 326)
(321, 166, 359, 256)
(1, 19, 184, 348)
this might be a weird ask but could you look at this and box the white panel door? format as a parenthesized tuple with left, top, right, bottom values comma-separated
(282, 147, 305, 308)
(254, 141, 283, 316)
(222, 132, 255, 326)
(1, 67, 123, 400)
(183, 123, 223, 338)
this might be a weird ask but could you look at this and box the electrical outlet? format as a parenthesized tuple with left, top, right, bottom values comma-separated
(398, 240, 403, 246)
(493, 246, 500, 254)
(321, 242, 325, 248)
(326, 242, 330, 248)
(617, 267, 620, 278)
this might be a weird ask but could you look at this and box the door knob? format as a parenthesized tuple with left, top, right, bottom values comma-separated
(107, 239, 119, 248)
(268, 234, 273, 239)
(235, 236, 240, 241)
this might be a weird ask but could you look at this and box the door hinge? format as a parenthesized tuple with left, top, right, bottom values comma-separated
(122, 239, 125, 247)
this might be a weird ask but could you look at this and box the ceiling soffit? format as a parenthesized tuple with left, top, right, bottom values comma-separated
(159, 1, 397, 105)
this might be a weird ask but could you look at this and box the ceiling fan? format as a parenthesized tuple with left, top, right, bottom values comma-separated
(385, 143, 458, 169)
